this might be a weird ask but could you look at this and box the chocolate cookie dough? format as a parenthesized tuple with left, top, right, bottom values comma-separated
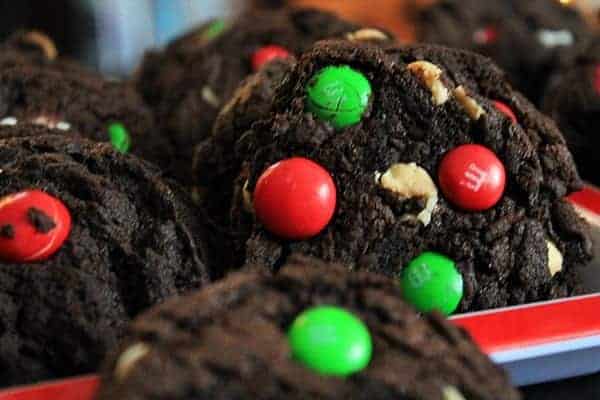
(0, 130, 210, 386)
(542, 36, 600, 185)
(196, 40, 592, 313)
(418, 0, 592, 103)
(136, 8, 392, 184)
(0, 32, 174, 176)
(97, 255, 520, 400)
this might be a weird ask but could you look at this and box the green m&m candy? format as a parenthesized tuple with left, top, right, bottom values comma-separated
(287, 305, 372, 376)
(306, 65, 371, 129)
(107, 122, 131, 153)
(400, 252, 463, 316)
(202, 19, 226, 41)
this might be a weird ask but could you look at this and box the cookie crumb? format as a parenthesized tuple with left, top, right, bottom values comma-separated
(27, 208, 56, 233)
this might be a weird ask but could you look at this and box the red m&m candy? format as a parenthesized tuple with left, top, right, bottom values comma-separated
(473, 26, 498, 45)
(438, 144, 506, 211)
(492, 100, 517, 124)
(251, 45, 292, 71)
(253, 157, 336, 240)
(0, 190, 71, 262)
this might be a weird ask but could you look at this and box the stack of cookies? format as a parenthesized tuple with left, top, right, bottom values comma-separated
(0, 4, 597, 398)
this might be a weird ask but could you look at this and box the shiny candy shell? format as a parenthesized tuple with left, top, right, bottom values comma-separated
(288, 305, 373, 376)
(253, 157, 336, 240)
(0, 190, 71, 262)
(251, 45, 292, 71)
(401, 251, 463, 316)
(306, 65, 372, 129)
(438, 144, 506, 211)
(492, 100, 517, 124)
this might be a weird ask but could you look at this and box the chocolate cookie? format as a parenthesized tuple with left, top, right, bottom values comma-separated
(193, 57, 294, 224)
(0, 32, 174, 176)
(96, 255, 520, 400)
(0, 130, 210, 386)
(542, 36, 600, 185)
(196, 40, 592, 313)
(417, 0, 592, 103)
(136, 8, 392, 184)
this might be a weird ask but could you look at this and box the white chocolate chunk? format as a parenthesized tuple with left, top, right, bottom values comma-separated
(547, 240, 563, 277)
(376, 162, 438, 226)
(23, 31, 58, 60)
(242, 180, 253, 213)
(114, 342, 150, 381)
(407, 61, 450, 106)
(55, 121, 71, 131)
(537, 29, 574, 48)
(453, 86, 485, 120)
(443, 386, 467, 400)
(201, 86, 221, 108)
(346, 28, 388, 42)
(31, 115, 71, 130)
(0, 117, 18, 126)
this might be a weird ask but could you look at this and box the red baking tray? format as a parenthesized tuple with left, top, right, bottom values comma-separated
(0, 186, 598, 398)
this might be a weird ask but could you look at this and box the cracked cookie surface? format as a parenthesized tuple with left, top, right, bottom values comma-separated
(0, 130, 210, 386)
(137, 8, 392, 184)
(197, 40, 592, 312)
(0, 33, 174, 176)
(97, 255, 520, 400)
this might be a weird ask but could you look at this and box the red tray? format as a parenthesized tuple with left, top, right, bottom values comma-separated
(1, 186, 599, 398)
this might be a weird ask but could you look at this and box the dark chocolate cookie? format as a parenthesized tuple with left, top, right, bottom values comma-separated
(196, 40, 592, 313)
(0, 129, 210, 386)
(417, 0, 592, 103)
(136, 8, 392, 184)
(0, 33, 174, 176)
(193, 57, 294, 225)
(96, 255, 520, 400)
(542, 36, 600, 185)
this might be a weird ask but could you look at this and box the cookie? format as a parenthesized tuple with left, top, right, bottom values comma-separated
(0, 32, 175, 176)
(193, 57, 294, 226)
(542, 36, 600, 185)
(96, 255, 520, 400)
(136, 8, 392, 185)
(0, 130, 211, 386)
(196, 40, 592, 313)
(417, 0, 592, 103)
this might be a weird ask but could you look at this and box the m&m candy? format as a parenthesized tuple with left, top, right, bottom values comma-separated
(253, 157, 336, 240)
(108, 122, 131, 153)
(251, 45, 292, 71)
(288, 305, 372, 376)
(473, 26, 498, 45)
(202, 19, 227, 41)
(438, 144, 506, 211)
(0, 190, 72, 262)
(492, 100, 517, 124)
(306, 65, 371, 129)
(401, 252, 463, 316)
